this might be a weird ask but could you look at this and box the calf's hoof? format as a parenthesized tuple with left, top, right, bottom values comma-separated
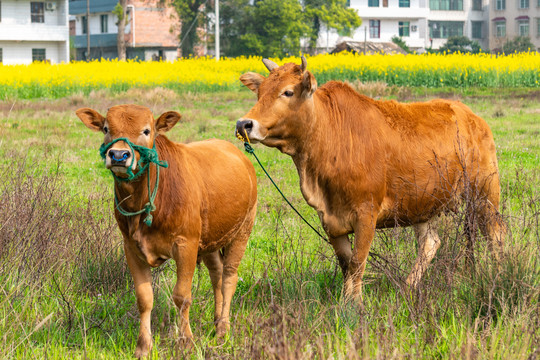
(134, 335, 152, 359)
(215, 320, 230, 338)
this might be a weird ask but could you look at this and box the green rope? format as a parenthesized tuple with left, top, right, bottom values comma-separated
(100, 138, 168, 227)
(243, 142, 329, 244)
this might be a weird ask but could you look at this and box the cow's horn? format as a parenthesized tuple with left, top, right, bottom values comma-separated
(262, 58, 279, 72)
(301, 55, 307, 73)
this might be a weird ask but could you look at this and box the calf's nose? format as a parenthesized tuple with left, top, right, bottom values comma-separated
(235, 119, 253, 140)
(109, 149, 131, 165)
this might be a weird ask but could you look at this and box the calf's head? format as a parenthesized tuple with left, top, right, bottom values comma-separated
(76, 104, 181, 177)
(236, 56, 317, 153)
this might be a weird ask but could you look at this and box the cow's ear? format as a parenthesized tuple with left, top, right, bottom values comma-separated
(240, 72, 265, 94)
(76, 108, 105, 132)
(302, 71, 317, 98)
(156, 111, 181, 133)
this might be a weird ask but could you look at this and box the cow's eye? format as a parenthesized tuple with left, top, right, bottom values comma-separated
(283, 90, 294, 97)
(143, 129, 151, 136)
(103, 126, 108, 134)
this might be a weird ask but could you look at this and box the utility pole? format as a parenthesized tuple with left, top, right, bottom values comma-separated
(215, 0, 220, 61)
(364, 26, 367, 54)
(86, 0, 90, 61)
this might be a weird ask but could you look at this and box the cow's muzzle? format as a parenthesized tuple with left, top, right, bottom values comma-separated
(235, 119, 253, 141)
(108, 149, 131, 167)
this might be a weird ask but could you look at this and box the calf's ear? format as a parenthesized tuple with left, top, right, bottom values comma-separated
(239, 72, 265, 94)
(302, 71, 317, 98)
(76, 108, 105, 132)
(156, 111, 181, 133)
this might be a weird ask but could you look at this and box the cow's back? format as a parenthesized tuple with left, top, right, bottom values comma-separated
(372, 98, 500, 225)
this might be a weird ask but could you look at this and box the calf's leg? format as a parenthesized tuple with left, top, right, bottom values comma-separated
(202, 251, 224, 326)
(217, 230, 250, 337)
(406, 219, 441, 288)
(172, 238, 199, 346)
(124, 243, 154, 359)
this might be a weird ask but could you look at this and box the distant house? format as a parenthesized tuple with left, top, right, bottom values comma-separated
(331, 40, 408, 54)
(69, 0, 181, 61)
(0, 0, 70, 64)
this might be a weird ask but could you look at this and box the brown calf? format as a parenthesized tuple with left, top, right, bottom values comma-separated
(77, 104, 257, 357)
(236, 57, 504, 301)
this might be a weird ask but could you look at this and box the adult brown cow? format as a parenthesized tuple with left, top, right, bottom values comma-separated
(77, 104, 257, 358)
(236, 57, 504, 301)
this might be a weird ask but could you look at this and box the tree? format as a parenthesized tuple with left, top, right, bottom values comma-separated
(170, 0, 207, 57)
(113, 0, 128, 60)
(391, 36, 410, 53)
(502, 36, 534, 54)
(304, 0, 361, 53)
(438, 36, 482, 54)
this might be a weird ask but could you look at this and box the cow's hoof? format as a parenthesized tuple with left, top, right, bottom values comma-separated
(216, 320, 230, 338)
(176, 335, 194, 351)
(343, 278, 363, 304)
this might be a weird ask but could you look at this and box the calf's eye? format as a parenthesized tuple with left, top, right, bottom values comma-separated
(283, 90, 294, 97)
(143, 129, 151, 136)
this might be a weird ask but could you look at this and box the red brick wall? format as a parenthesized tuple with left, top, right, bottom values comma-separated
(128, 0, 181, 47)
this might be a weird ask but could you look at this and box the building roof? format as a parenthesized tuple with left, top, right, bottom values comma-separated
(69, 0, 117, 15)
(331, 41, 408, 55)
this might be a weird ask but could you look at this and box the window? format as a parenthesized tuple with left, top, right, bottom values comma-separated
(495, 0, 505, 10)
(82, 16, 88, 34)
(472, 0, 482, 10)
(519, 0, 529, 8)
(399, 0, 411, 6)
(472, 21, 482, 38)
(430, 0, 463, 10)
(31, 2, 44, 23)
(0, 1, 2, 22)
(369, 20, 381, 38)
(368, 0, 379, 7)
(429, 21, 463, 38)
(537, 18, 540, 36)
(495, 21, 506, 37)
(32, 48, 46, 62)
(399, 21, 410, 36)
(0, 48, 2, 63)
(100, 14, 108, 33)
(518, 20, 529, 36)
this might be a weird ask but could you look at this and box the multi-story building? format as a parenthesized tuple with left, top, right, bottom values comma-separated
(69, 0, 181, 61)
(318, 0, 490, 51)
(489, 0, 540, 52)
(0, 0, 70, 64)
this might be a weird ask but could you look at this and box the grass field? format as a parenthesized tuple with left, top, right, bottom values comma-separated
(0, 84, 538, 359)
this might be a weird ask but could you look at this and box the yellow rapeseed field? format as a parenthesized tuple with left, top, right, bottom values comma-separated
(0, 52, 538, 99)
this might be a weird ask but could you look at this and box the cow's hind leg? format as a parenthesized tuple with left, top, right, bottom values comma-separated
(406, 218, 441, 288)
(124, 243, 154, 359)
(201, 251, 224, 328)
(330, 235, 353, 278)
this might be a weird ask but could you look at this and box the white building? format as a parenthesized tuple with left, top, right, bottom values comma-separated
(0, 0, 69, 64)
(318, 0, 489, 51)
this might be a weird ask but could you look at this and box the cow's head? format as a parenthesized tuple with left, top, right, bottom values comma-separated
(236, 56, 317, 154)
(76, 104, 181, 177)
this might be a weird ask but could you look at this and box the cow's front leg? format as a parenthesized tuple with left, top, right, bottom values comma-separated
(329, 235, 353, 278)
(344, 206, 378, 302)
(172, 238, 199, 347)
(124, 242, 154, 359)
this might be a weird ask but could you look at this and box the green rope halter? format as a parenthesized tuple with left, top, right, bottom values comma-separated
(100, 137, 168, 226)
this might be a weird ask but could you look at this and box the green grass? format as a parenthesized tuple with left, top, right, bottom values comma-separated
(0, 86, 538, 359)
